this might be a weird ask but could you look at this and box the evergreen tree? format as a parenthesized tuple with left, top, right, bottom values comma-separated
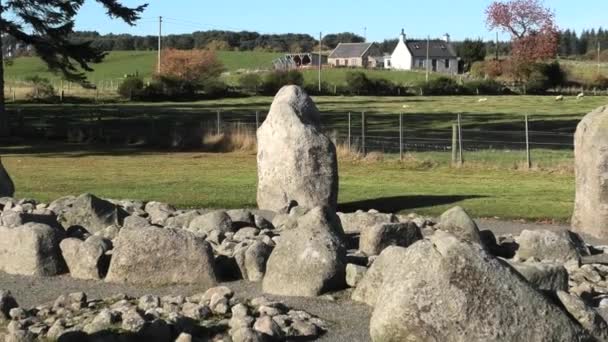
(0, 0, 147, 136)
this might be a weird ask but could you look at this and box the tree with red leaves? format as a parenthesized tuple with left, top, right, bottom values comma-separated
(486, 0, 558, 62)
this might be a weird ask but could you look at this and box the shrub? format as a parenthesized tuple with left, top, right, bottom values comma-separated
(25, 76, 55, 100)
(345, 71, 372, 95)
(522, 62, 566, 94)
(261, 70, 304, 95)
(464, 79, 509, 95)
(117, 76, 144, 99)
(238, 73, 262, 94)
(591, 75, 608, 89)
(202, 79, 229, 99)
(419, 77, 465, 95)
(484, 60, 504, 78)
(470, 61, 487, 78)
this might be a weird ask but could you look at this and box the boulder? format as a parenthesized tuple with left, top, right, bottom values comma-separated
(337, 211, 398, 234)
(438, 206, 482, 244)
(105, 226, 217, 286)
(359, 222, 422, 256)
(60, 236, 112, 280)
(256, 85, 338, 212)
(235, 241, 273, 282)
(165, 210, 200, 229)
(505, 260, 569, 292)
(572, 106, 608, 239)
(144, 201, 175, 225)
(557, 290, 608, 341)
(515, 229, 585, 262)
(0, 223, 65, 276)
(122, 214, 150, 230)
(263, 207, 346, 296)
(0, 157, 14, 197)
(58, 193, 128, 233)
(364, 231, 591, 342)
(227, 209, 255, 228)
(345, 263, 367, 288)
(188, 210, 234, 235)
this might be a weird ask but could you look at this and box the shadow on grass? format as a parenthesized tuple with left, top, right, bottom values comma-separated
(338, 195, 486, 213)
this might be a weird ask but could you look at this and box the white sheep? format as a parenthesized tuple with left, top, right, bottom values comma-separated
(478, 98, 488, 103)
(577, 92, 585, 100)
(555, 95, 564, 101)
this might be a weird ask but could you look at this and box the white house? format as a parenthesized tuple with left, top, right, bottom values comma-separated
(385, 29, 459, 74)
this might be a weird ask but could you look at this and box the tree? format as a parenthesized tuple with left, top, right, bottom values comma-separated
(486, 0, 558, 63)
(457, 39, 487, 72)
(0, 0, 147, 135)
(157, 49, 225, 97)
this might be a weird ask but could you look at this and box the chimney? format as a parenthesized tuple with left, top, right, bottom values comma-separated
(443, 33, 450, 43)
(400, 29, 406, 43)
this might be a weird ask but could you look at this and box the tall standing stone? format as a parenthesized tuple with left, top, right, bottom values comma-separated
(572, 106, 608, 239)
(256, 85, 338, 212)
(0, 157, 14, 197)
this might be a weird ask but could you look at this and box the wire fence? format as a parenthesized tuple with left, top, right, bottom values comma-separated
(6, 108, 576, 166)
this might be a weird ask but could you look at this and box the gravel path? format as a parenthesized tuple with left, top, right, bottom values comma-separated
(0, 219, 604, 342)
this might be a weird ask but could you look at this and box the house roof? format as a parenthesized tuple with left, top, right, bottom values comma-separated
(406, 40, 457, 58)
(329, 43, 374, 59)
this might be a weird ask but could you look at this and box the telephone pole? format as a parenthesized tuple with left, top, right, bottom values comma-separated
(425, 35, 430, 83)
(318, 32, 322, 92)
(495, 31, 499, 60)
(157, 16, 163, 74)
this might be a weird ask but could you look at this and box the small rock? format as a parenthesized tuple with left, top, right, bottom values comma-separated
(346, 263, 368, 288)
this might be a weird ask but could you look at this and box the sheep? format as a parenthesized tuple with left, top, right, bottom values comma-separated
(577, 92, 585, 100)
(478, 98, 488, 103)
(555, 95, 564, 101)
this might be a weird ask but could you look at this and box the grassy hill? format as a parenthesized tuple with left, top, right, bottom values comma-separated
(4, 50, 283, 84)
(4, 50, 441, 89)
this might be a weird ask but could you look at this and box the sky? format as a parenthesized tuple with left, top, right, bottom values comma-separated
(75, 0, 608, 42)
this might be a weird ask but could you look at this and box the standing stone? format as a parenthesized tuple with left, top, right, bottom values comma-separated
(263, 207, 346, 296)
(0, 157, 14, 197)
(573, 106, 608, 239)
(256, 85, 338, 212)
(105, 226, 217, 286)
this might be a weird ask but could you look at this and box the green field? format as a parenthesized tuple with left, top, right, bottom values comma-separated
(0, 147, 574, 221)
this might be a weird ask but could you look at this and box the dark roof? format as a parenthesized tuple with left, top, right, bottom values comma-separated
(406, 40, 457, 58)
(329, 43, 374, 58)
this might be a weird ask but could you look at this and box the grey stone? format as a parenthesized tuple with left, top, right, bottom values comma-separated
(59, 193, 128, 233)
(165, 210, 199, 229)
(105, 226, 217, 286)
(345, 263, 367, 288)
(506, 260, 569, 292)
(60, 236, 111, 280)
(188, 210, 234, 235)
(144, 201, 175, 225)
(175, 333, 193, 342)
(227, 209, 255, 228)
(515, 229, 584, 262)
(0, 157, 14, 197)
(359, 222, 422, 256)
(337, 211, 398, 234)
(235, 241, 273, 282)
(231, 328, 264, 342)
(257, 85, 338, 212)
(138, 295, 161, 311)
(438, 206, 482, 244)
(47, 196, 76, 215)
(121, 309, 146, 332)
(122, 215, 150, 230)
(233, 227, 260, 241)
(557, 290, 608, 341)
(0, 223, 65, 276)
(263, 207, 346, 296)
(366, 231, 591, 342)
(254, 315, 284, 338)
(572, 106, 608, 239)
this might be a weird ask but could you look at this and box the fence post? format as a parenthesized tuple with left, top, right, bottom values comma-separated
(361, 112, 366, 156)
(457, 114, 464, 165)
(399, 113, 404, 161)
(452, 124, 458, 165)
(525, 114, 531, 169)
(216, 110, 221, 135)
(347, 112, 352, 151)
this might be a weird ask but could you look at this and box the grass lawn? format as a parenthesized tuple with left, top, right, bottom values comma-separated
(1, 148, 574, 222)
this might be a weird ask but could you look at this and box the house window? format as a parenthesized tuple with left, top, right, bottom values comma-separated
(418, 59, 424, 68)
(445, 59, 450, 68)
(344, 59, 348, 66)
(351, 58, 357, 66)
(335, 59, 340, 66)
